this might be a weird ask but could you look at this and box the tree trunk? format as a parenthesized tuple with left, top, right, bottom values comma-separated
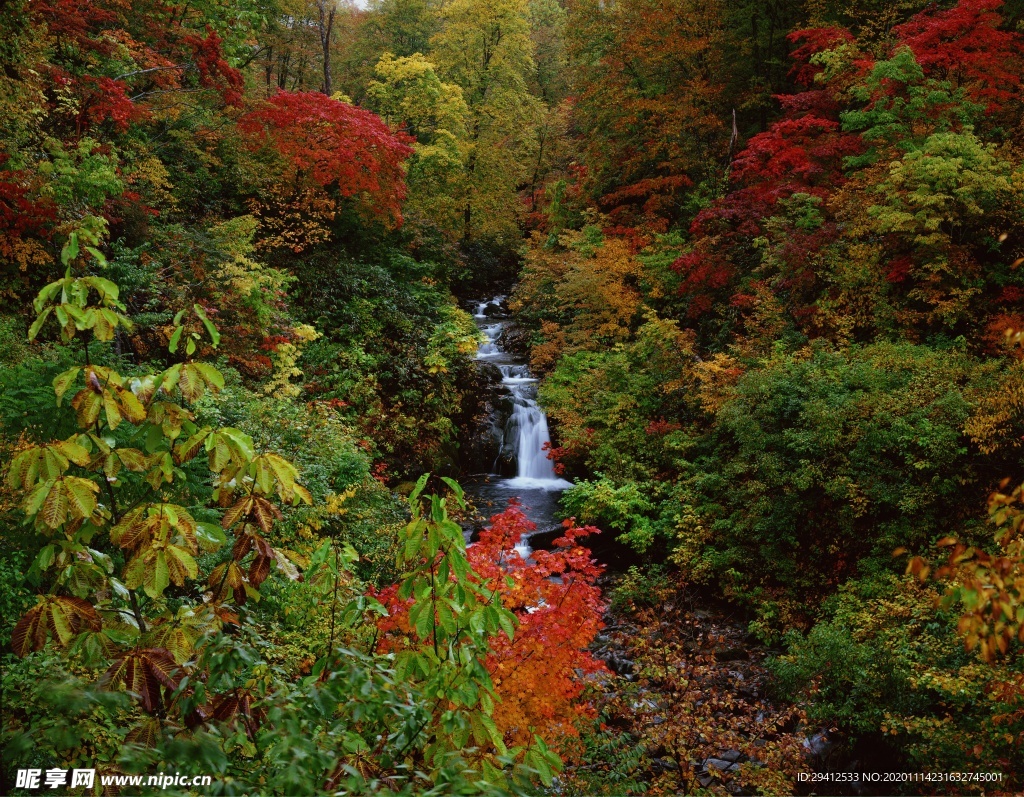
(318, 0, 336, 96)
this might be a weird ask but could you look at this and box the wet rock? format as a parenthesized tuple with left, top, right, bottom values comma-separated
(719, 749, 744, 764)
(496, 321, 531, 357)
(802, 729, 833, 760)
(604, 651, 635, 676)
(706, 758, 740, 773)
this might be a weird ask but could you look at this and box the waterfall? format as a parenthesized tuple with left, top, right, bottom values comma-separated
(474, 300, 571, 491)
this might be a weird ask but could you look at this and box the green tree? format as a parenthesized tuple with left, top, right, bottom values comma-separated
(432, 0, 543, 245)
(368, 53, 472, 239)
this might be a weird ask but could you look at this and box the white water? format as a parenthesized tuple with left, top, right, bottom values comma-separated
(474, 310, 571, 491)
(474, 296, 505, 319)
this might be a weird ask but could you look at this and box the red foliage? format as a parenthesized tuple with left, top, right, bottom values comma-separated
(672, 70, 860, 318)
(983, 313, 1024, 354)
(239, 92, 413, 227)
(29, 0, 117, 56)
(372, 504, 606, 749)
(260, 335, 290, 351)
(998, 287, 1024, 305)
(673, 249, 736, 318)
(184, 28, 244, 107)
(644, 419, 682, 436)
(731, 116, 860, 195)
(886, 255, 914, 284)
(468, 506, 606, 748)
(0, 161, 58, 245)
(787, 27, 855, 87)
(600, 175, 693, 213)
(894, 0, 1023, 109)
(81, 77, 145, 131)
(26, 0, 248, 140)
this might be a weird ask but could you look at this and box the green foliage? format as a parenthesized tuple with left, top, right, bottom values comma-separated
(608, 565, 673, 614)
(5, 0, 1024, 788)
(677, 341, 1000, 632)
(539, 313, 697, 481)
(0, 551, 32, 649)
(562, 725, 648, 796)
(772, 574, 1023, 788)
(563, 479, 664, 554)
(2, 653, 135, 776)
(293, 250, 480, 474)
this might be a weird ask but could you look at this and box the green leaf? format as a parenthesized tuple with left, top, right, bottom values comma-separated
(195, 522, 226, 552)
(194, 304, 221, 347)
(82, 275, 119, 303)
(61, 233, 80, 265)
(440, 476, 466, 509)
(27, 307, 52, 341)
(144, 551, 170, 598)
(409, 473, 430, 514)
(33, 544, 57, 573)
(83, 246, 107, 267)
(497, 609, 516, 641)
(480, 714, 506, 753)
(65, 477, 99, 520)
(168, 325, 183, 353)
(165, 545, 198, 583)
(33, 279, 64, 313)
(414, 602, 434, 641)
(403, 521, 422, 563)
(53, 368, 81, 404)
(192, 362, 224, 392)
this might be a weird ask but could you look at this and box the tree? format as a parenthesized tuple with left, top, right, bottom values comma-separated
(467, 506, 605, 750)
(239, 91, 413, 252)
(363, 0, 440, 58)
(431, 0, 543, 245)
(369, 479, 566, 786)
(317, 0, 339, 96)
(564, 0, 729, 233)
(367, 53, 472, 240)
(8, 219, 309, 689)
(893, 0, 1024, 113)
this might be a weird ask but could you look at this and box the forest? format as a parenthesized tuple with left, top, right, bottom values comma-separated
(1, 0, 1023, 794)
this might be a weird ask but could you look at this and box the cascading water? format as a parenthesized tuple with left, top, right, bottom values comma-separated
(473, 303, 571, 490)
(465, 296, 572, 554)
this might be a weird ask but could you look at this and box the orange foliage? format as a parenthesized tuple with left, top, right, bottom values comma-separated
(565, 0, 728, 232)
(373, 504, 607, 751)
(468, 506, 606, 749)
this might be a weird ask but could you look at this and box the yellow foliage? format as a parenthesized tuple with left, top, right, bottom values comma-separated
(692, 353, 743, 415)
(264, 323, 320, 398)
(516, 228, 645, 371)
(964, 351, 1024, 455)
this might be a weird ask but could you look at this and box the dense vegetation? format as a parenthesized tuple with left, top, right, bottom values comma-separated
(1, 0, 1022, 794)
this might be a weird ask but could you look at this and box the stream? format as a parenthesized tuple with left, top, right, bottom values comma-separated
(461, 301, 819, 792)
(463, 296, 572, 555)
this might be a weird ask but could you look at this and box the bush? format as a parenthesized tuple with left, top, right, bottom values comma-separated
(770, 574, 1023, 793)
(675, 341, 1005, 631)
